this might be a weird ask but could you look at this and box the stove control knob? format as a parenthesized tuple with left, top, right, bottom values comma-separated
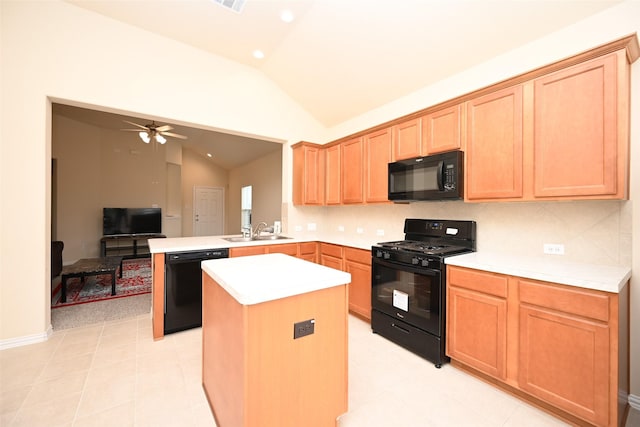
(383, 252, 391, 259)
(412, 257, 420, 265)
(422, 259, 430, 267)
(375, 250, 383, 258)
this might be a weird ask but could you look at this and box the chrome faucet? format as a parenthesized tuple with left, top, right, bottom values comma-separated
(252, 222, 269, 238)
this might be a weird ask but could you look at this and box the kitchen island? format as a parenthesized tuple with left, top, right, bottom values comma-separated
(201, 253, 351, 427)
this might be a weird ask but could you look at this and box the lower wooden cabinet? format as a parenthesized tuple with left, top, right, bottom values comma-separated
(319, 243, 343, 271)
(447, 266, 509, 380)
(446, 265, 628, 427)
(343, 247, 371, 321)
(230, 242, 315, 260)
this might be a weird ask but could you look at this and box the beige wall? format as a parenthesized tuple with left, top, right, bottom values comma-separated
(2, 0, 640, 406)
(180, 148, 229, 237)
(53, 115, 168, 262)
(227, 149, 283, 234)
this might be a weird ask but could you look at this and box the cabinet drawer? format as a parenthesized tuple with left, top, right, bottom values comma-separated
(320, 243, 343, 258)
(518, 279, 609, 322)
(343, 247, 370, 265)
(447, 266, 508, 298)
(298, 242, 317, 255)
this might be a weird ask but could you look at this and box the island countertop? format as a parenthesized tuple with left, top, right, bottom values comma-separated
(202, 253, 352, 305)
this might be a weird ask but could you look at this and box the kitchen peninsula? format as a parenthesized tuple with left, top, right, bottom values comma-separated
(201, 253, 351, 427)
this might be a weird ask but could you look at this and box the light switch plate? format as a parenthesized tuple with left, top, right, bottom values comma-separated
(543, 243, 565, 255)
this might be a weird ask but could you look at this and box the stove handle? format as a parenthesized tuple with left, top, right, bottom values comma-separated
(391, 323, 410, 334)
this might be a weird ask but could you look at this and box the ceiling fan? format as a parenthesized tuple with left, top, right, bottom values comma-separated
(121, 120, 187, 144)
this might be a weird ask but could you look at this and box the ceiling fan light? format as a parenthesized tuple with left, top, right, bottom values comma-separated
(139, 131, 151, 143)
(156, 134, 167, 144)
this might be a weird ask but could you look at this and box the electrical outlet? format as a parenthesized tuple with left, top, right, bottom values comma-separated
(376, 229, 385, 236)
(294, 225, 302, 232)
(293, 319, 315, 339)
(356, 227, 364, 234)
(543, 243, 565, 255)
(307, 223, 317, 231)
(338, 225, 345, 232)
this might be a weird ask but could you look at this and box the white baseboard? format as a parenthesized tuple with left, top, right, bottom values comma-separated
(630, 393, 640, 411)
(0, 324, 52, 351)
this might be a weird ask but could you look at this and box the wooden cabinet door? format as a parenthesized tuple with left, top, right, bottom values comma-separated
(343, 247, 371, 321)
(466, 85, 523, 200)
(364, 128, 392, 203)
(266, 243, 298, 256)
(297, 242, 317, 263)
(422, 104, 462, 154)
(325, 144, 341, 205)
(519, 305, 609, 426)
(393, 118, 421, 160)
(292, 143, 324, 205)
(320, 243, 343, 271)
(533, 54, 618, 198)
(230, 246, 266, 257)
(447, 286, 507, 380)
(341, 137, 364, 204)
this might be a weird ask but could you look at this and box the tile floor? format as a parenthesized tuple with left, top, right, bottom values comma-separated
(1, 313, 637, 426)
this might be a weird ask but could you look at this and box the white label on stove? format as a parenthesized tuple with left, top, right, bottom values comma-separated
(393, 290, 409, 312)
(446, 227, 459, 235)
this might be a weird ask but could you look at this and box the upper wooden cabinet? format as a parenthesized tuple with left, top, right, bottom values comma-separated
(292, 142, 324, 206)
(533, 53, 621, 199)
(325, 144, 341, 205)
(393, 118, 421, 160)
(465, 85, 524, 201)
(364, 128, 392, 203)
(341, 137, 364, 204)
(422, 104, 463, 154)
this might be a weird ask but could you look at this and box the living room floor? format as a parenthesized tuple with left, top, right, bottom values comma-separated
(2, 312, 638, 426)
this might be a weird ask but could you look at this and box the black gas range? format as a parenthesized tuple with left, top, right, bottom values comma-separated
(371, 219, 476, 367)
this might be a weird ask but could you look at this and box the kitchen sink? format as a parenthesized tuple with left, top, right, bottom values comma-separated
(253, 235, 293, 241)
(222, 235, 292, 243)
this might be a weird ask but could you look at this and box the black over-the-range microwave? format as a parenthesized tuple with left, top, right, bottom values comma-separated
(388, 150, 463, 202)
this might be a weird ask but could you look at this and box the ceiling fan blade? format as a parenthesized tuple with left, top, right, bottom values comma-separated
(161, 131, 188, 140)
(122, 120, 149, 130)
(156, 125, 173, 132)
(121, 128, 145, 132)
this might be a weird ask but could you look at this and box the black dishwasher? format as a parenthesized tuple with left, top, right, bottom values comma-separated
(164, 248, 229, 334)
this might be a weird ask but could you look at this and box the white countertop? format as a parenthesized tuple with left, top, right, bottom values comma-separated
(201, 253, 352, 305)
(445, 252, 631, 293)
(148, 235, 316, 253)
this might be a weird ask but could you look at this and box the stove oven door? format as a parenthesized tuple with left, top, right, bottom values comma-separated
(371, 257, 442, 336)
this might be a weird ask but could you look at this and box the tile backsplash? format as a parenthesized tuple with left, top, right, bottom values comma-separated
(288, 199, 631, 267)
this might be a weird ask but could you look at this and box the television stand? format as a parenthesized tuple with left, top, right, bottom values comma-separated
(100, 234, 165, 260)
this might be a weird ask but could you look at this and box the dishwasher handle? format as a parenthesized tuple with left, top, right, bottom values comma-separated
(166, 248, 229, 263)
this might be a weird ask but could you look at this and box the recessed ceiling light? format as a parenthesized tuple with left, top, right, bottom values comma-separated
(207, 153, 213, 158)
(280, 9, 294, 23)
(253, 50, 265, 59)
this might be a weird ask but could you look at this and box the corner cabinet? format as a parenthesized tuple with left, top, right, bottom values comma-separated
(292, 142, 324, 206)
(446, 265, 629, 427)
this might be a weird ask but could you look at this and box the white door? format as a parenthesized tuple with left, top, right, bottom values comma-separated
(193, 186, 224, 236)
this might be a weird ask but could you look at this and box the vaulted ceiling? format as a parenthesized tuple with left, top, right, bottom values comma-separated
(58, 0, 622, 168)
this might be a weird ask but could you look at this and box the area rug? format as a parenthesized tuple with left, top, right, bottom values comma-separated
(52, 258, 151, 308)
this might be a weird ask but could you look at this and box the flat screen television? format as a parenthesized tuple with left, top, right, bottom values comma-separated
(103, 207, 162, 236)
